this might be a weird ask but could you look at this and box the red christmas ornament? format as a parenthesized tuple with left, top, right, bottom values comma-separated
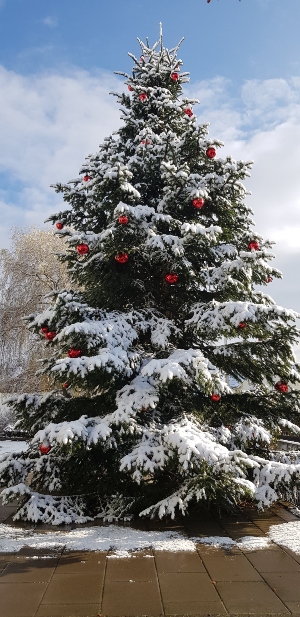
(55, 222, 64, 230)
(192, 198, 205, 209)
(266, 276, 273, 284)
(275, 381, 289, 393)
(40, 326, 49, 334)
(248, 240, 259, 251)
(165, 273, 179, 285)
(118, 215, 129, 225)
(83, 175, 91, 182)
(238, 322, 247, 330)
(77, 243, 89, 255)
(45, 331, 57, 341)
(39, 443, 51, 455)
(211, 394, 221, 402)
(184, 108, 193, 117)
(139, 93, 147, 102)
(171, 72, 179, 81)
(128, 85, 134, 91)
(141, 139, 151, 145)
(206, 147, 217, 159)
(115, 252, 129, 264)
(68, 348, 82, 358)
(63, 383, 69, 389)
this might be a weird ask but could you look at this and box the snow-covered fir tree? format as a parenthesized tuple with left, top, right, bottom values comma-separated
(1, 29, 300, 524)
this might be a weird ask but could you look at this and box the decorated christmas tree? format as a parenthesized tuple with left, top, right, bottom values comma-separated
(2, 29, 300, 524)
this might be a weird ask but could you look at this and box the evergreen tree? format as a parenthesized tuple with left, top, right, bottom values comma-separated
(2, 30, 300, 524)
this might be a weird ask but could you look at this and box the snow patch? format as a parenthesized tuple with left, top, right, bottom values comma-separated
(0, 521, 273, 554)
(0, 441, 28, 457)
(0, 523, 196, 554)
(269, 521, 300, 554)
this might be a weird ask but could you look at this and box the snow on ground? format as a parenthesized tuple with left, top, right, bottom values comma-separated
(0, 523, 272, 554)
(269, 521, 300, 554)
(0, 440, 28, 456)
(0, 525, 197, 554)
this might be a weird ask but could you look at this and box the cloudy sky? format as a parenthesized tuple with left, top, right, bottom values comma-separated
(0, 0, 300, 320)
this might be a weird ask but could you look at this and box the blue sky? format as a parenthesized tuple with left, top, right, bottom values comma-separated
(0, 0, 300, 325)
(1, 0, 299, 83)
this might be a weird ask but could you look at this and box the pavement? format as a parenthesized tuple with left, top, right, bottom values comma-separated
(1, 499, 300, 616)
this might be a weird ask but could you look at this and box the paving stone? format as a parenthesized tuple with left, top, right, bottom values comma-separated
(0, 552, 14, 570)
(35, 603, 101, 617)
(158, 571, 220, 603)
(41, 572, 103, 605)
(284, 547, 300, 565)
(201, 550, 262, 581)
(102, 580, 163, 616)
(284, 600, 300, 614)
(56, 551, 107, 574)
(246, 548, 300, 572)
(272, 506, 299, 522)
(0, 556, 58, 582)
(17, 546, 62, 557)
(262, 571, 300, 602)
(220, 522, 265, 539)
(0, 581, 48, 617)
(216, 580, 289, 613)
(196, 543, 242, 556)
(164, 599, 227, 615)
(106, 552, 156, 581)
(154, 550, 205, 572)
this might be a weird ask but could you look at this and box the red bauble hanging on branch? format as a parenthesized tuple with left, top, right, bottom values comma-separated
(115, 252, 129, 264)
(39, 443, 51, 455)
(275, 381, 289, 393)
(83, 175, 91, 182)
(266, 276, 273, 284)
(139, 93, 147, 102)
(171, 72, 179, 81)
(184, 108, 193, 117)
(248, 240, 259, 251)
(141, 139, 151, 145)
(40, 326, 49, 334)
(55, 222, 64, 230)
(192, 198, 205, 209)
(77, 243, 89, 255)
(238, 322, 247, 330)
(63, 383, 69, 389)
(45, 331, 57, 341)
(68, 348, 82, 358)
(128, 85, 134, 91)
(118, 215, 129, 225)
(206, 147, 217, 159)
(165, 273, 179, 285)
(211, 393, 221, 402)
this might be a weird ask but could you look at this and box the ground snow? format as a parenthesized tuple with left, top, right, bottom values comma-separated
(0, 524, 271, 554)
(269, 521, 300, 554)
(0, 524, 197, 554)
(0, 441, 28, 456)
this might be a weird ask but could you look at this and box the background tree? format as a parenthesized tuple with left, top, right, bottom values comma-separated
(0, 228, 71, 393)
(1, 31, 300, 525)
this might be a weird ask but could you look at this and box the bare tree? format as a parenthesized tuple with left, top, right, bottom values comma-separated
(0, 228, 70, 393)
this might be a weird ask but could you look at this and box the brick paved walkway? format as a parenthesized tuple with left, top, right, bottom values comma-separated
(1, 500, 300, 616)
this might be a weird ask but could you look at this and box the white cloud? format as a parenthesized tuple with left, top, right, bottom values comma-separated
(0, 65, 121, 247)
(42, 16, 58, 27)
